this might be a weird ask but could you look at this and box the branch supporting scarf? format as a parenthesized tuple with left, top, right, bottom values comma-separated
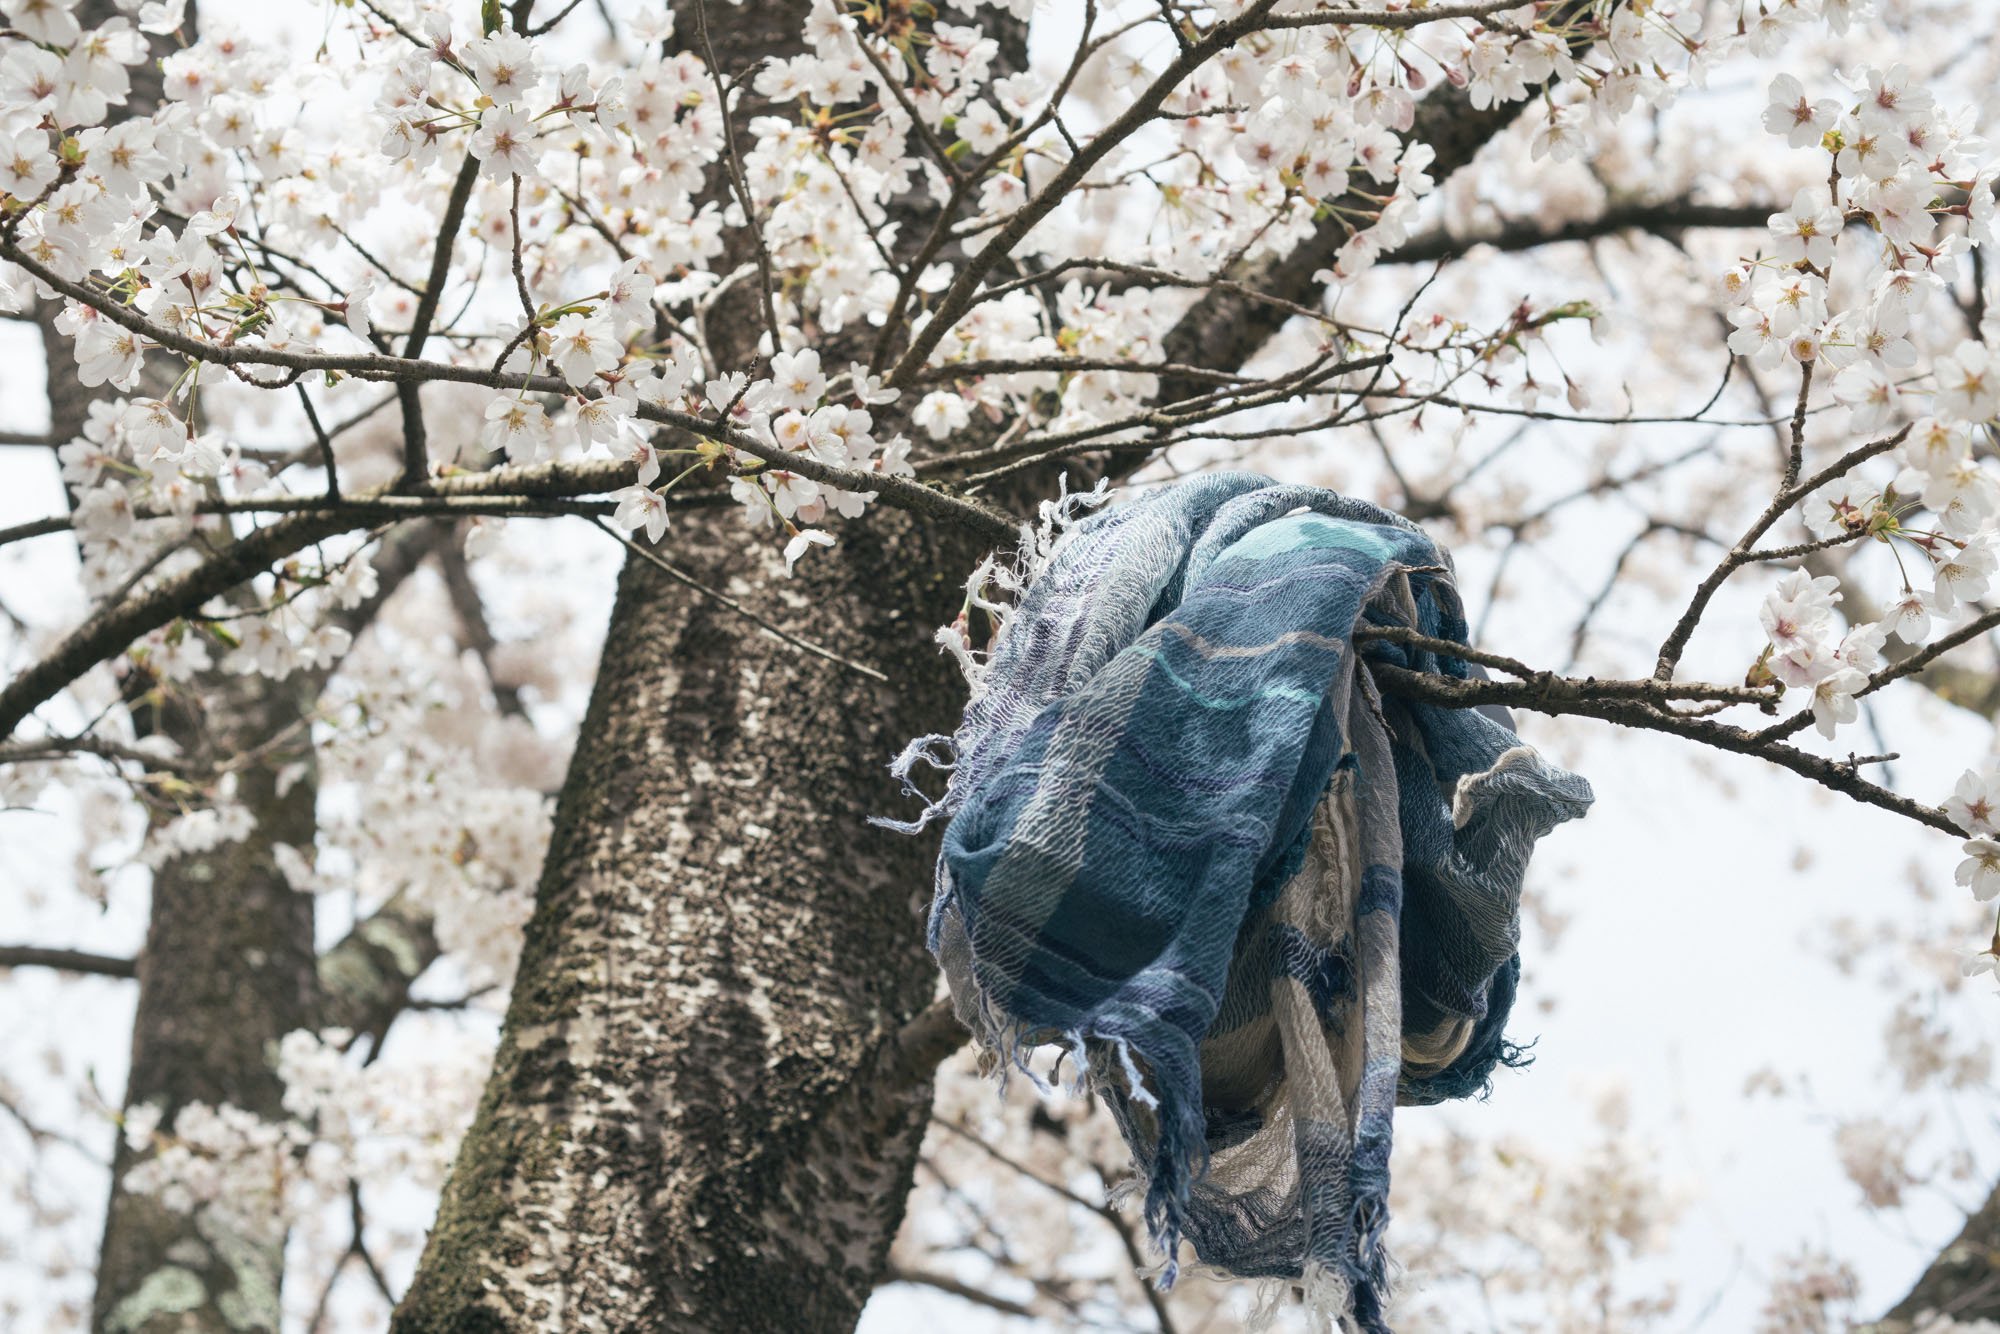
(884, 474, 1593, 1331)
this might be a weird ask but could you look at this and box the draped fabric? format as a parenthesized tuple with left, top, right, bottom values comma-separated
(883, 473, 1593, 1330)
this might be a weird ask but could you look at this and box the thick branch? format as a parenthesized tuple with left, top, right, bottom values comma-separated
(316, 892, 442, 1043)
(1876, 1175, 2000, 1329)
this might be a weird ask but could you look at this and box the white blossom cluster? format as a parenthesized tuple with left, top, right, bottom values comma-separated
(313, 637, 559, 988)
(0, 0, 1836, 683)
(119, 1025, 490, 1248)
(117, 1096, 302, 1241)
(1741, 59, 1999, 752)
(1708, 59, 2000, 926)
(1946, 767, 2000, 927)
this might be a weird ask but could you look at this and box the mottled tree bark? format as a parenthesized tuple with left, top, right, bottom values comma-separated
(390, 494, 984, 1331)
(317, 890, 444, 1042)
(1874, 1178, 2000, 1329)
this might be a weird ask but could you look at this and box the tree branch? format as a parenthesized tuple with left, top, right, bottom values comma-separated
(1369, 662, 1962, 836)
(0, 945, 136, 978)
(1386, 199, 1775, 267)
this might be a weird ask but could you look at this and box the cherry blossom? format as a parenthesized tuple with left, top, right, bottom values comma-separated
(1958, 840, 2000, 903)
(612, 484, 670, 544)
(1946, 770, 2000, 837)
(1764, 73, 1840, 149)
(783, 527, 834, 574)
(548, 313, 622, 386)
(768, 347, 828, 413)
(1769, 185, 1844, 269)
(470, 106, 539, 178)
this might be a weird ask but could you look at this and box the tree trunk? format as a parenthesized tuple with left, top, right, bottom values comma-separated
(390, 489, 988, 1331)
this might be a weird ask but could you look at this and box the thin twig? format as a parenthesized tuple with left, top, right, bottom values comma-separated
(1653, 426, 1910, 682)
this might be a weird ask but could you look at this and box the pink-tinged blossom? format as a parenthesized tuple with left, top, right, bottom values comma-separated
(1528, 104, 1585, 163)
(2, 0, 80, 46)
(1933, 536, 1996, 611)
(1921, 459, 2000, 538)
(464, 32, 540, 104)
(1811, 667, 1869, 739)
(342, 273, 375, 340)
(1761, 569, 1842, 651)
(1945, 770, 2000, 836)
(1831, 361, 1897, 432)
(567, 392, 635, 447)
(1802, 475, 1876, 540)
(765, 469, 818, 520)
(601, 258, 656, 335)
(912, 390, 970, 441)
(1770, 185, 1844, 270)
(1836, 622, 1888, 675)
(956, 99, 1008, 155)
(767, 347, 826, 412)
(0, 127, 52, 198)
(1858, 63, 1934, 133)
(621, 436, 662, 487)
(548, 314, 622, 386)
(470, 107, 539, 179)
(74, 322, 144, 389)
(1756, 273, 1828, 337)
(1932, 340, 1998, 426)
(122, 397, 184, 460)
(847, 363, 898, 406)
(705, 372, 748, 415)
(480, 397, 551, 465)
(1762, 73, 1838, 148)
(1882, 586, 1936, 644)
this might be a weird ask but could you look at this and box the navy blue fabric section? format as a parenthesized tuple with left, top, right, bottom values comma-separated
(1357, 863, 1401, 920)
(1273, 923, 1355, 1019)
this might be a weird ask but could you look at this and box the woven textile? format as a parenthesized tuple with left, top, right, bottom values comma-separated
(884, 473, 1593, 1330)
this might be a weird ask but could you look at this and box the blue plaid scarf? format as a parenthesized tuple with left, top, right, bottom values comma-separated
(885, 473, 1592, 1330)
